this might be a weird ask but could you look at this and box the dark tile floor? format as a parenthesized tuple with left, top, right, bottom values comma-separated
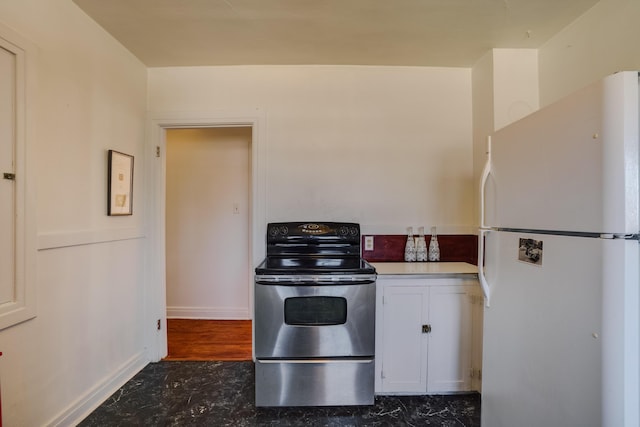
(79, 361, 480, 426)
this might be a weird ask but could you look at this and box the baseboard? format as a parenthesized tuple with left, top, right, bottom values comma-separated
(46, 351, 148, 427)
(167, 306, 250, 319)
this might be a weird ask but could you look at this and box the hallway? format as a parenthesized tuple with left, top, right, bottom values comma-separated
(164, 319, 252, 361)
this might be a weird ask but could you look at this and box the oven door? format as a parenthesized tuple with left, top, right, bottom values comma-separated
(254, 276, 375, 359)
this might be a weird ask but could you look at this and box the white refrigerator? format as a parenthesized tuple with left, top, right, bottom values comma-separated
(478, 71, 640, 427)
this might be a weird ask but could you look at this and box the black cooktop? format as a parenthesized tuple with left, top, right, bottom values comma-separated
(256, 221, 376, 276)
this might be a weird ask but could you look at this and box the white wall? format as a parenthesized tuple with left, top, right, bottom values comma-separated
(166, 128, 251, 319)
(149, 66, 474, 238)
(539, 0, 640, 106)
(0, 1, 148, 425)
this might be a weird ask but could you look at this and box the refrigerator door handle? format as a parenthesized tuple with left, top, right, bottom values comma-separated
(479, 136, 492, 229)
(478, 228, 491, 307)
(478, 135, 492, 306)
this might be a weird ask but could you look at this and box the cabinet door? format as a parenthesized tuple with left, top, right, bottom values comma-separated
(381, 285, 429, 393)
(426, 284, 473, 392)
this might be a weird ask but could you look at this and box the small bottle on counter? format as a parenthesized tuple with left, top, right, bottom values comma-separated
(404, 227, 416, 262)
(416, 226, 427, 262)
(428, 226, 440, 261)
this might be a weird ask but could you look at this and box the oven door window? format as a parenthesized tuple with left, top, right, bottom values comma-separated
(284, 296, 347, 326)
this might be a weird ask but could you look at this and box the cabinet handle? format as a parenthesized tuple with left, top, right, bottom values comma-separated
(422, 324, 432, 333)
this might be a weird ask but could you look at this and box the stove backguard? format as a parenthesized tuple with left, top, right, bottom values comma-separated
(265, 222, 362, 257)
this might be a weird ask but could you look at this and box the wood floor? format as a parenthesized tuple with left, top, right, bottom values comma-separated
(164, 319, 252, 361)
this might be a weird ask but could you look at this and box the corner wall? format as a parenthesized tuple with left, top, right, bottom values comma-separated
(0, 1, 149, 425)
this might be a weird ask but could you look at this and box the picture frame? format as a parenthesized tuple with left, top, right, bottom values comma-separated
(107, 150, 134, 216)
(518, 237, 543, 266)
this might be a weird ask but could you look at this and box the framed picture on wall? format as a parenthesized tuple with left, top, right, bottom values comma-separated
(107, 150, 134, 216)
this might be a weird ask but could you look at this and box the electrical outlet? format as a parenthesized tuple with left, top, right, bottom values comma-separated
(364, 236, 374, 251)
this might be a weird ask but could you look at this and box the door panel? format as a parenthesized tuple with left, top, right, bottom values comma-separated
(482, 231, 602, 427)
(0, 46, 16, 305)
(254, 282, 375, 358)
(381, 285, 428, 393)
(489, 76, 604, 232)
(427, 285, 472, 392)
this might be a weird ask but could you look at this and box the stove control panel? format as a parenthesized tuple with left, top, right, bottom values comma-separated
(266, 222, 361, 245)
(300, 223, 331, 235)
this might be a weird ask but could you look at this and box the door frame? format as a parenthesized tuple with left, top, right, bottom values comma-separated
(145, 110, 266, 361)
(0, 23, 37, 331)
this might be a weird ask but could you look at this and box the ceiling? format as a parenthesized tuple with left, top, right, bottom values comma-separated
(73, 0, 600, 68)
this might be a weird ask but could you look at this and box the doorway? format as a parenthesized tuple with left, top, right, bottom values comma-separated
(164, 127, 251, 360)
(146, 110, 266, 362)
(165, 127, 251, 319)
(165, 127, 251, 360)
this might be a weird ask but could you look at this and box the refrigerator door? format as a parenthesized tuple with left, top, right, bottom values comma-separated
(486, 71, 638, 235)
(482, 231, 602, 427)
(601, 238, 640, 427)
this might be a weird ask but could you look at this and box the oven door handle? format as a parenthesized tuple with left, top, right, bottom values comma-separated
(255, 275, 376, 285)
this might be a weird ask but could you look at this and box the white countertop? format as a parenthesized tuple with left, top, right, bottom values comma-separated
(371, 262, 478, 276)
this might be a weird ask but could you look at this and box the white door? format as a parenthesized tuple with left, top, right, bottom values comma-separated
(0, 45, 16, 306)
(488, 72, 638, 235)
(381, 283, 428, 393)
(488, 75, 605, 232)
(427, 284, 472, 392)
(482, 231, 602, 427)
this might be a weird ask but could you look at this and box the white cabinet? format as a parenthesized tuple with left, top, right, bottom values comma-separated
(375, 277, 482, 394)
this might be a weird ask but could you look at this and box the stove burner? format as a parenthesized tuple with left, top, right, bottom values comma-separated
(269, 225, 289, 237)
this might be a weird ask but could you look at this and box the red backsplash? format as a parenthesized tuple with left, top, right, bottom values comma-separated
(362, 234, 478, 265)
